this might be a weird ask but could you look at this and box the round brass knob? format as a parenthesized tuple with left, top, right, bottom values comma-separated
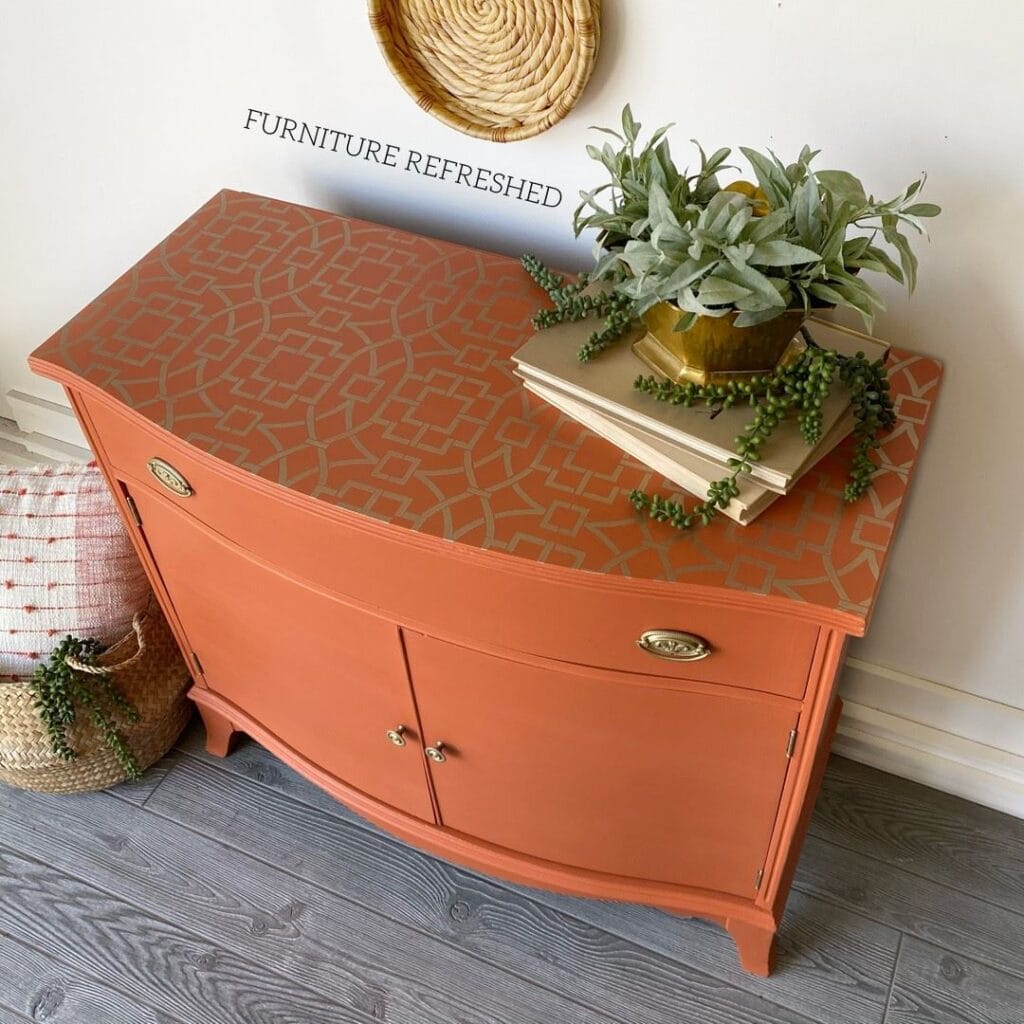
(385, 725, 407, 747)
(424, 742, 447, 764)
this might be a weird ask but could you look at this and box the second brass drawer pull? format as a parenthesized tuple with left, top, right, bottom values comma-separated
(637, 629, 711, 662)
(147, 457, 193, 497)
(425, 742, 447, 764)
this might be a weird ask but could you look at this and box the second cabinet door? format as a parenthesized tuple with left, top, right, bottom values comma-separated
(404, 632, 798, 897)
(126, 482, 435, 822)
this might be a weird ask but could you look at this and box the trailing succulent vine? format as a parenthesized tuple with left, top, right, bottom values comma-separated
(628, 334, 896, 527)
(29, 635, 142, 780)
(520, 254, 634, 361)
(523, 257, 898, 530)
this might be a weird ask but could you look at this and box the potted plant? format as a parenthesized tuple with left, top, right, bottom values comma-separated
(521, 106, 939, 529)
(0, 601, 192, 793)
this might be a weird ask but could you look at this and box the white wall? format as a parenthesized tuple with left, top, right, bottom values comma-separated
(2, 1, 1022, 809)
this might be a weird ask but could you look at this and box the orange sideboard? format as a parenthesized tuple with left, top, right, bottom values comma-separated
(28, 190, 942, 975)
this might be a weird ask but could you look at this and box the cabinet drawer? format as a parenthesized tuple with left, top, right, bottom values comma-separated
(496, 581, 817, 697)
(81, 395, 817, 700)
(80, 394, 244, 515)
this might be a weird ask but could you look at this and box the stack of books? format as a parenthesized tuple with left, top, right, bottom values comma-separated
(512, 316, 889, 525)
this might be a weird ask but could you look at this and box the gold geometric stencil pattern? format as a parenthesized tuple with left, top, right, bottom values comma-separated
(31, 190, 943, 629)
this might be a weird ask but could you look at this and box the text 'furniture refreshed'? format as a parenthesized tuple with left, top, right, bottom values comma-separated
(29, 190, 942, 974)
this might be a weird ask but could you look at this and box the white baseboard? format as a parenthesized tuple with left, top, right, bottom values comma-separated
(0, 416, 91, 466)
(837, 659, 1024, 819)
(6, 388, 89, 448)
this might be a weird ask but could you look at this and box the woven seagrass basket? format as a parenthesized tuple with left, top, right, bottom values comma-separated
(0, 599, 192, 793)
(368, 0, 601, 142)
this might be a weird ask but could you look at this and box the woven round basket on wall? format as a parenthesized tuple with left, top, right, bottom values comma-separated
(368, 0, 602, 142)
(0, 599, 192, 793)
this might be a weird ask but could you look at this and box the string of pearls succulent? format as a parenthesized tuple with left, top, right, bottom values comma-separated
(29, 635, 142, 779)
(521, 254, 635, 361)
(523, 257, 897, 530)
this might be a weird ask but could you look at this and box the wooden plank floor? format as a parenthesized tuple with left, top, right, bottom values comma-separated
(3, 717, 1023, 1024)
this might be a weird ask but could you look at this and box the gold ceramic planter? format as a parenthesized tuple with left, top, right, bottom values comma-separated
(634, 302, 808, 387)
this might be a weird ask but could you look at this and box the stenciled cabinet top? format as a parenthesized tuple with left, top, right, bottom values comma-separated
(30, 190, 942, 634)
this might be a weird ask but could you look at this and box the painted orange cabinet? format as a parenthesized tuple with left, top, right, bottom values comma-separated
(28, 190, 942, 975)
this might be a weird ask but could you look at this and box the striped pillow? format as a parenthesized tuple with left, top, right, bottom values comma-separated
(0, 464, 150, 680)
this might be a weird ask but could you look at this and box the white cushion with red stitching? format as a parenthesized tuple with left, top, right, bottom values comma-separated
(0, 464, 150, 680)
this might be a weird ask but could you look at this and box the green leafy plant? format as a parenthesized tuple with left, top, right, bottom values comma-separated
(29, 635, 142, 780)
(520, 106, 934, 530)
(573, 105, 939, 333)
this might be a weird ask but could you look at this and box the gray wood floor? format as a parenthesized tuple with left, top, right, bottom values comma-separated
(3, 717, 1023, 1024)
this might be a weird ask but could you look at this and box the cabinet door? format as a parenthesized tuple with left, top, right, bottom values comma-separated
(126, 483, 434, 822)
(404, 632, 797, 896)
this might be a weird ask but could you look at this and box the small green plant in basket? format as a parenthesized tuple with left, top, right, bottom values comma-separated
(29, 634, 142, 780)
(522, 105, 939, 529)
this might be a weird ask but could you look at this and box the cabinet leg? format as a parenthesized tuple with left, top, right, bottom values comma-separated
(725, 918, 776, 977)
(197, 703, 240, 757)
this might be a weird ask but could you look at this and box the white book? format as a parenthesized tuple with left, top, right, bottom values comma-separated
(522, 377, 778, 524)
(522, 375, 860, 524)
(513, 315, 889, 492)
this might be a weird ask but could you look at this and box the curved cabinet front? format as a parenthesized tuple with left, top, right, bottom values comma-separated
(120, 463, 800, 900)
(78, 394, 817, 699)
(405, 631, 798, 897)
(124, 481, 435, 823)
(71, 403, 829, 980)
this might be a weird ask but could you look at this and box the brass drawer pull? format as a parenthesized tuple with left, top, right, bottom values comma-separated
(637, 629, 711, 662)
(147, 457, 193, 497)
(424, 741, 447, 764)
(386, 725, 407, 747)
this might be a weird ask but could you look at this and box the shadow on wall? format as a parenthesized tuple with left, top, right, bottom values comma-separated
(304, 0, 628, 272)
(308, 179, 586, 272)
(572, 0, 625, 115)
(844, 166, 1024, 691)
